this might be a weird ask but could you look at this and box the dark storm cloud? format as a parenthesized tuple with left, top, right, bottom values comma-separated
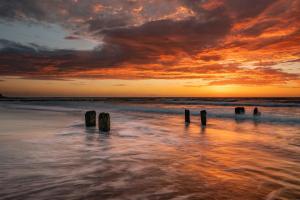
(0, 0, 47, 20)
(0, 39, 45, 53)
(0, 39, 126, 78)
(224, 0, 276, 20)
(0, 13, 232, 77)
(101, 16, 232, 62)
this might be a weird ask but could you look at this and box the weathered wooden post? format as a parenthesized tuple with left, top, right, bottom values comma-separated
(235, 107, 245, 114)
(185, 109, 190, 123)
(200, 110, 207, 126)
(253, 107, 261, 116)
(85, 111, 96, 127)
(99, 112, 110, 132)
(241, 107, 245, 114)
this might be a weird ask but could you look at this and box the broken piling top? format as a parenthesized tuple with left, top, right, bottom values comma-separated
(235, 107, 245, 114)
(99, 112, 110, 132)
(253, 107, 261, 116)
(85, 110, 96, 127)
(200, 110, 207, 126)
(185, 109, 190, 123)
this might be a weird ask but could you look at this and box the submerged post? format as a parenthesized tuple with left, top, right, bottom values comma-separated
(200, 110, 207, 126)
(185, 109, 190, 123)
(253, 107, 261, 116)
(99, 112, 110, 132)
(235, 107, 245, 115)
(85, 111, 96, 127)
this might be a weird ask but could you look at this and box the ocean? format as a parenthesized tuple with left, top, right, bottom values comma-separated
(0, 98, 299, 200)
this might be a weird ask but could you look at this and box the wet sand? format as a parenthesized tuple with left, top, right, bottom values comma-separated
(0, 101, 299, 200)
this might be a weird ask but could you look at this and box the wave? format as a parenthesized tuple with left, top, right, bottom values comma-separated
(158, 99, 300, 107)
(115, 106, 300, 124)
(3, 103, 81, 113)
(2, 101, 300, 125)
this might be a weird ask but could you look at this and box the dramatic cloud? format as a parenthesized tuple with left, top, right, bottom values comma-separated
(0, 0, 299, 87)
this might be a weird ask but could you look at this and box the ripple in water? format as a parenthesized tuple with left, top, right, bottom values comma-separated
(0, 101, 299, 200)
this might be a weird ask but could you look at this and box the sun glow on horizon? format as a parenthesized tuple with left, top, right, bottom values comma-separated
(1, 78, 299, 97)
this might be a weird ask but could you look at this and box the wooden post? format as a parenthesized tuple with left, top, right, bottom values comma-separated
(234, 107, 239, 114)
(235, 107, 245, 114)
(85, 111, 96, 127)
(99, 112, 110, 132)
(200, 110, 207, 126)
(185, 109, 190, 123)
(241, 107, 245, 114)
(253, 107, 261, 116)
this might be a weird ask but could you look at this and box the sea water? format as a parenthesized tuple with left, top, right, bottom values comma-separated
(0, 98, 299, 200)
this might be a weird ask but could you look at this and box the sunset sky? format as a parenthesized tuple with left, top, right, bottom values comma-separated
(0, 0, 299, 97)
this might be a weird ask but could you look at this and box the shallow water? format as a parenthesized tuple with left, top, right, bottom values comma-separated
(0, 100, 299, 200)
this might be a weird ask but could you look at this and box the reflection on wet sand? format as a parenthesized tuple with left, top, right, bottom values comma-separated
(0, 102, 299, 200)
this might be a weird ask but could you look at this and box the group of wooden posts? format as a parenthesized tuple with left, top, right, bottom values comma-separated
(185, 106, 261, 126)
(185, 109, 208, 126)
(85, 111, 110, 131)
(85, 107, 261, 130)
(234, 106, 261, 116)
